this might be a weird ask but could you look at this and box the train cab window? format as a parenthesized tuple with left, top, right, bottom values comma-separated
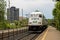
(39, 15, 42, 17)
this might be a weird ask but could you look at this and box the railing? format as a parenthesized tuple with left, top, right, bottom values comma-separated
(0, 27, 28, 40)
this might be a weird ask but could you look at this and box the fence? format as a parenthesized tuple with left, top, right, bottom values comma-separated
(0, 27, 28, 40)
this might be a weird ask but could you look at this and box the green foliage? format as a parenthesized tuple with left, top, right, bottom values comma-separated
(56, 0, 60, 2)
(0, 18, 28, 30)
(0, 0, 6, 21)
(0, 0, 7, 29)
(13, 18, 28, 28)
(47, 19, 52, 25)
(53, 8, 57, 16)
(47, 19, 56, 27)
(53, 1, 60, 31)
(19, 19, 28, 27)
(56, 2, 60, 10)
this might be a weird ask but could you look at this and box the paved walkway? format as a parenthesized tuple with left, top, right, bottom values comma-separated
(44, 26, 60, 40)
(36, 26, 60, 40)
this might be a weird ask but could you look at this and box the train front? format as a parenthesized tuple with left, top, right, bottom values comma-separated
(28, 12, 43, 31)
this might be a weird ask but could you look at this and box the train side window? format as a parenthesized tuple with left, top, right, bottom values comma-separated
(39, 15, 42, 17)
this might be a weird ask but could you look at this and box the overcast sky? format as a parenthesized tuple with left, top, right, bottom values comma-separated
(6, 0, 55, 19)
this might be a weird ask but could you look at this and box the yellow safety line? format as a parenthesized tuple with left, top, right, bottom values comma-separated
(41, 29, 48, 40)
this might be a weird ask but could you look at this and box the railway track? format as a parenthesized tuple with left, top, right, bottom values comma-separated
(9, 27, 47, 40)
(17, 27, 47, 40)
(17, 32, 40, 40)
(9, 32, 30, 40)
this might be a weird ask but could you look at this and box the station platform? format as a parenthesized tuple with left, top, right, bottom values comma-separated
(35, 26, 60, 40)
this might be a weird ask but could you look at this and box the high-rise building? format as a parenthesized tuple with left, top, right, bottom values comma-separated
(7, 7, 19, 23)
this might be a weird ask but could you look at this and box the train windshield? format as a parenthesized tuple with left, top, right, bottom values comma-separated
(31, 14, 38, 17)
(30, 14, 42, 17)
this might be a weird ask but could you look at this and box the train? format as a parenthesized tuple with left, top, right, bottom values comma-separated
(28, 11, 48, 32)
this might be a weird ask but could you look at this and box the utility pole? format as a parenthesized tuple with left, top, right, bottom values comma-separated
(22, 9, 23, 20)
(8, 0, 10, 8)
(8, 0, 10, 11)
(8, 0, 10, 22)
(7, 0, 10, 40)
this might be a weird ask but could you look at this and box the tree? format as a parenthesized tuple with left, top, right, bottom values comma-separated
(53, 1, 60, 30)
(56, 0, 60, 1)
(0, 0, 6, 21)
(0, 0, 6, 29)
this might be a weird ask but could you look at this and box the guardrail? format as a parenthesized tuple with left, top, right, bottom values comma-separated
(0, 27, 28, 40)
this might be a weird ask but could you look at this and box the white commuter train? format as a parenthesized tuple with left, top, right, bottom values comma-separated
(28, 11, 48, 31)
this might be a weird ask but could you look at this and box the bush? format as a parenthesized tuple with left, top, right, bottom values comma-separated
(0, 22, 8, 29)
(19, 19, 28, 27)
(0, 18, 28, 30)
(0, 21, 16, 29)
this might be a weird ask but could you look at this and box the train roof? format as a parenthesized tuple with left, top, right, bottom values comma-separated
(30, 12, 43, 14)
